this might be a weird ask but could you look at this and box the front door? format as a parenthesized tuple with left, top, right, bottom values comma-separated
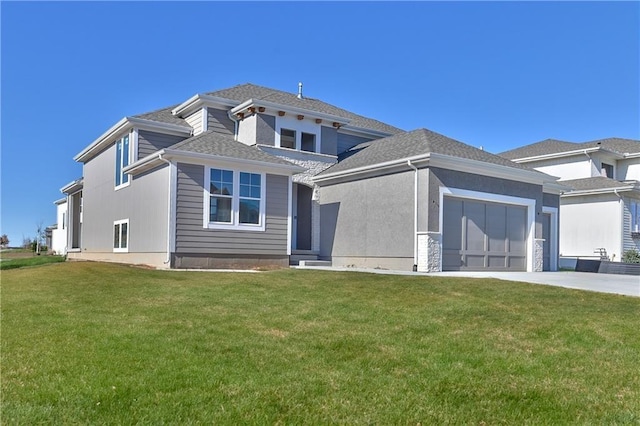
(293, 184, 312, 251)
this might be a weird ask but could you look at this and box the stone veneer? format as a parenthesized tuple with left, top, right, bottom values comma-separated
(534, 238, 545, 272)
(417, 232, 442, 272)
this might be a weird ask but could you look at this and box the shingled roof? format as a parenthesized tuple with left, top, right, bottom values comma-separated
(319, 128, 536, 176)
(560, 176, 638, 192)
(206, 83, 404, 136)
(133, 105, 190, 127)
(500, 137, 640, 160)
(168, 131, 296, 167)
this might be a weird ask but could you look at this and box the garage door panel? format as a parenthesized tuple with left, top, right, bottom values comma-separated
(442, 197, 528, 272)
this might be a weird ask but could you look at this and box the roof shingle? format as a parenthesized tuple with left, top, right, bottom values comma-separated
(500, 137, 640, 159)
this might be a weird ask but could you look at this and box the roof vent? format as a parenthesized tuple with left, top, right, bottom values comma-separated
(297, 82, 303, 99)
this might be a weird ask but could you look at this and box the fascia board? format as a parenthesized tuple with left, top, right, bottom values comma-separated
(162, 149, 305, 176)
(313, 154, 431, 184)
(172, 94, 238, 116)
(339, 125, 395, 139)
(623, 152, 640, 159)
(512, 147, 602, 163)
(429, 153, 552, 185)
(60, 179, 84, 194)
(54, 197, 67, 205)
(543, 181, 572, 195)
(231, 99, 351, 125)
(74, 117, 191, 163)
(561, 186, 636, 197)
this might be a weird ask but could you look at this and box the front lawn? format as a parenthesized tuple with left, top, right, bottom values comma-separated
(0, 255, 65, 270)
(2, 262, 638, 424)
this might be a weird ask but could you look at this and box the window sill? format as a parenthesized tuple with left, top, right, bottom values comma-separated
(206, 222, 265, 232)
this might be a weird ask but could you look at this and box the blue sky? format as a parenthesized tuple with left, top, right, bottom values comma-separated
(1, 1, 638, 247)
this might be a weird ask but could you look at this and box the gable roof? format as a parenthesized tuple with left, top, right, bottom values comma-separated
(500, 137, 640, 160)
(133, 105, 189, 127)
(206, 83, 404, 136)
(320, 128, 536, 177)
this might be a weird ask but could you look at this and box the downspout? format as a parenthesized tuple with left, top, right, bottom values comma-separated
(158, 154, 174, 266)
(227, 110, 240, 141)
(614, 188, 623, 262)
(407, 160, 418, 271)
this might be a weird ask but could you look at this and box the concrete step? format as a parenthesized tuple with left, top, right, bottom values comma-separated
(298, 260, 332, 267)
(289, 253, 319, 265)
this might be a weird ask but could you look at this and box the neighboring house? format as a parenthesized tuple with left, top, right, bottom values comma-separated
(500, 138, 640, 266)
(59, 83, 562, 272)
(48, 198, 68, 255)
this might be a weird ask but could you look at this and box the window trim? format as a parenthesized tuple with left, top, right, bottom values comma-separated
(631, 200, 640, 234)
(203, 167, 266, 231)
(275, 115, 321, 153)
(115, 134, 132, 190)
(601, 162, 615, 179)
(113, 219, 129, 253)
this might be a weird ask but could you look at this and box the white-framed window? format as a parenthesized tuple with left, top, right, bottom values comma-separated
(115, 134, 131, 188)
(113, 219, 129, 252)
(631, 200, 640, 233)
(205, 167, 265, 231)
(276, 115, 320, 153)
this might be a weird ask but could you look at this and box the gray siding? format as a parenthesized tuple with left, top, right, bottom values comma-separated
(138, 130, 187, 158)
(185, 109, 204, 134)
(428, 167, 545, 238)
(320, 170, 414, 259)
(175, 163, 289, 255)
(320, 126, 338, 156)
(543, 192, 560, 208)
(82, 144, 169, 252)
(256, 114, 275, 146)
(623, 197, 640, 253)
(207, 107, 235, 135)
(336, 132, 373, 155)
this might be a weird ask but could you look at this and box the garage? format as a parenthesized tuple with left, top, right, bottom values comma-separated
(442, 197, 528, 271)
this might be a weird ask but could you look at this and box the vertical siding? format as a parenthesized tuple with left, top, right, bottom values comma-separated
(175, 163, 289, 255)
(622, 197, 640, 253)
(207, 108, 235, 135)
(138, 130, 187, 158)
(336, 132, 373, 155)
(184, 109, 204, 135)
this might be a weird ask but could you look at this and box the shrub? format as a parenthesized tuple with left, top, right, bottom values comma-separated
(622, 249, 640, 263)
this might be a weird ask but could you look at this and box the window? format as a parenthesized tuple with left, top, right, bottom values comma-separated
(601, 162, 614, 178)
(113, 219, 129, 252)
(62, 212, 66, 230)
(115, 135, 130, 188)
(206, 168, 264, 230)
(280, 129, 296, 149)
(631, 200, 640, 234)
(301, 132, 316, 152)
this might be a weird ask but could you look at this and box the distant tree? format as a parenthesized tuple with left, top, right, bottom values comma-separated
(0, 234, 8, 248)
(35, 222, 45, 254)
(22, 236, 32, 250)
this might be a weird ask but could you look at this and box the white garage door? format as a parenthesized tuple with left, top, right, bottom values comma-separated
(442, 198, 527, 271)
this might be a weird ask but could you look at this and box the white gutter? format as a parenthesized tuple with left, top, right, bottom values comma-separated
(230, 99, 351, 125)
(227, 109, 240, 141)
(407, 160, 419, 271)
(512, 147, 606, 163)
(561, 185, 636, 197)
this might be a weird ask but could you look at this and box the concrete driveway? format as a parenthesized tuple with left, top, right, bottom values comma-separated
(294, 266, 639, 297)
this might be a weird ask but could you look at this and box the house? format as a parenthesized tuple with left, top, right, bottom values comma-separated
(500, 138, 640, 266)
(59, 83, 562, 272)
(47, 198, 68, 255)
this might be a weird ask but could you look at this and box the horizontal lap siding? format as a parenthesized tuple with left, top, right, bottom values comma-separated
(138, 130, 187, 158)
(207, 108, 235, 135)
(175, 163, 289, 255)
(185, 109, 204, 135)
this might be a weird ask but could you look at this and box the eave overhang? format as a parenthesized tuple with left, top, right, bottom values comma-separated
(124, 149, 305, 177)
(512, 146, 623, 163)
(230, 99, 351, 127)
(61, 178, 84, 195)
(54, 197, 67, 205)
(74, 117, 192, 163)
(314, 152, 559, 188)
(561, 184, 639, 198)
(171, 94, 239, 117)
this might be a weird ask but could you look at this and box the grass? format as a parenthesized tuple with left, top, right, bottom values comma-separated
(0, 255, 65, 270)
(2, 262, 639, 424)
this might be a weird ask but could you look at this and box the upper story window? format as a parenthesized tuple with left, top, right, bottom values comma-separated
(276, 115, 320, 153)
(205, 167, 265, 231)
(280, 129, 296, 149)
(601, 162, 614, 178)
(115, 135, 130, 188)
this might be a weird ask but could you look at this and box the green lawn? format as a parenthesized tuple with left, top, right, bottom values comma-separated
(2, 262, 638, 424)
(0, 255, 65, 270)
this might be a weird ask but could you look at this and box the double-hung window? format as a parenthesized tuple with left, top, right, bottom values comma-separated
(115, 135, 130, 188)
(207, 167, 264, 230)
(113, 219, 129, 252)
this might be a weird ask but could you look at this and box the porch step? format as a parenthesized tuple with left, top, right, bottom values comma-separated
(298, 260, 332, 267)
(289, 251, 319, 265)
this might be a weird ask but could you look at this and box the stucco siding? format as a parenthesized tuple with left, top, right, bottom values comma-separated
(138, 130, 186, 158)
(617, 159, 640, 181)
(559, 194, 622, 260)
(81, 144, 169, 253)
(237, 115, 257, 146)
(528, 155, 596, 180)
(207, 107, 235, 135)
(319, 170, 414, 262)
(543, 192, 560, 208)
(174, 163, 289, 255)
